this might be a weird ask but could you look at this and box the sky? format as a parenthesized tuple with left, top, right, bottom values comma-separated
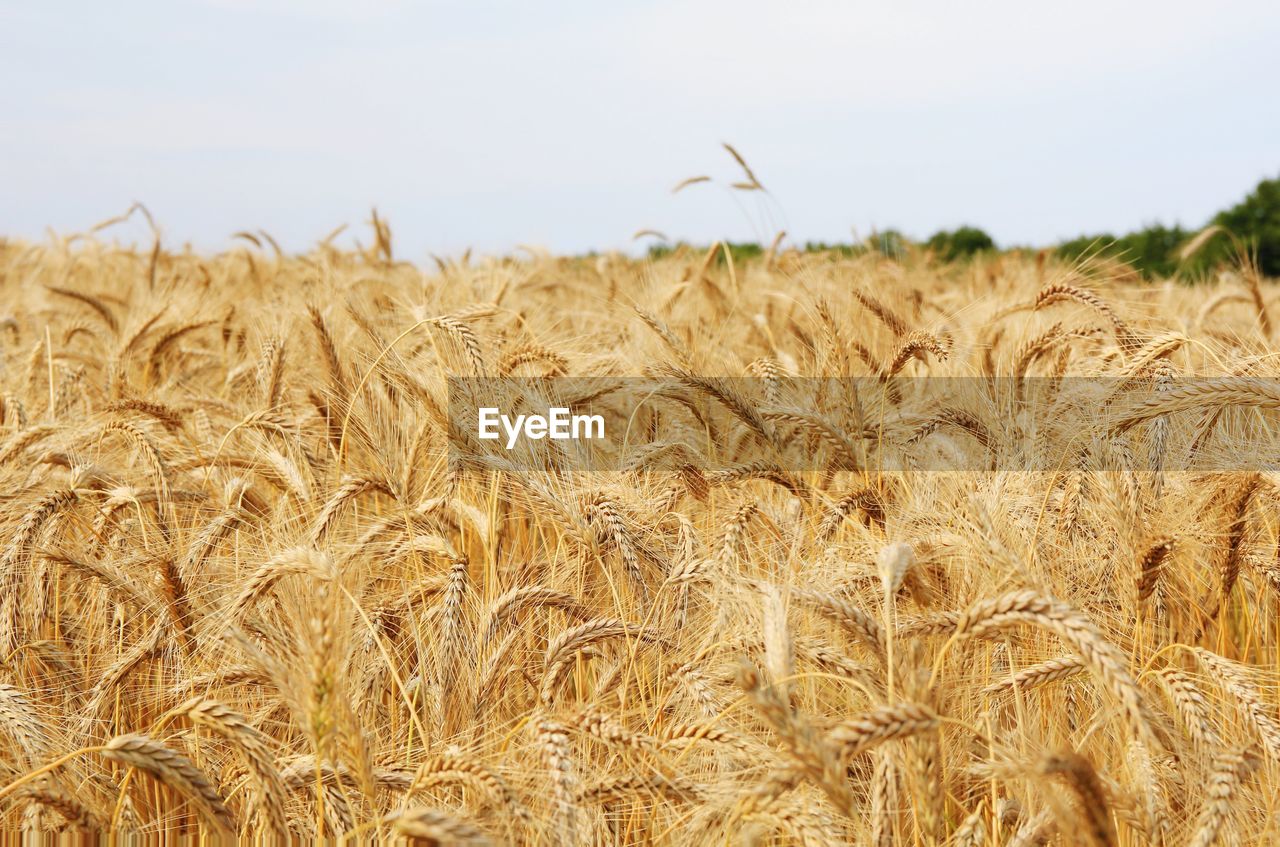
(2, 1, 1279, 259)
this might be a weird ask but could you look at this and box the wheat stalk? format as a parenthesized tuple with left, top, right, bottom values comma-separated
(102, 733, 235, 834)
(951, 590, 1158, 749)
(228, 548, 335, 620)
(175, 697, 289, 836)
(1191, 648, 1280, 758)
(1039, 750, 1116, 847)
(535, 716, 578, 846)
(984, 655, 1086, 696)
(1188, 744, 1260, 847)
(388, 806, 494, 844)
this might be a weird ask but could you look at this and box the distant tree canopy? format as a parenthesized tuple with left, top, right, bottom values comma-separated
(643, 175, 1280, 279)
(1212, 176, 1280, 276)
(646, 241, 762, 264)
(1056, 177, 1280, 279)
(925, 226, 995, 261)
(802, 240, 861, 257)
(1056, 224, 1191, 279)
(868, 229, 910, 259)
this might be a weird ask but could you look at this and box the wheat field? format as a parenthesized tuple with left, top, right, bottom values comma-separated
(0, 224, 1279, 845)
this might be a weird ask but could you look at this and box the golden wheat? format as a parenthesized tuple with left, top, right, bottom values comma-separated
(0, 231, 1277, 842)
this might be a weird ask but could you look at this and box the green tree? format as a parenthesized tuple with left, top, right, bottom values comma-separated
(868, 229, 910, 259)
(1055, 176, 1280, 280)
(1056, 233, 1119, 263)
(1207, 176, 1280, 276)
(1056, 225, 1189, 278)
(803, 241, 862, 257)
(925, 226, 995, 261)
(1121, 224, 1190, 278)
(722, 241, 762, 264)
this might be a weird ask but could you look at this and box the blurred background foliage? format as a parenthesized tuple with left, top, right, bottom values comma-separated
(647, 175, 1280, 279)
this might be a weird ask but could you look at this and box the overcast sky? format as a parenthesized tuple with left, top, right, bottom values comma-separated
(3, 1, 1278, 258)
